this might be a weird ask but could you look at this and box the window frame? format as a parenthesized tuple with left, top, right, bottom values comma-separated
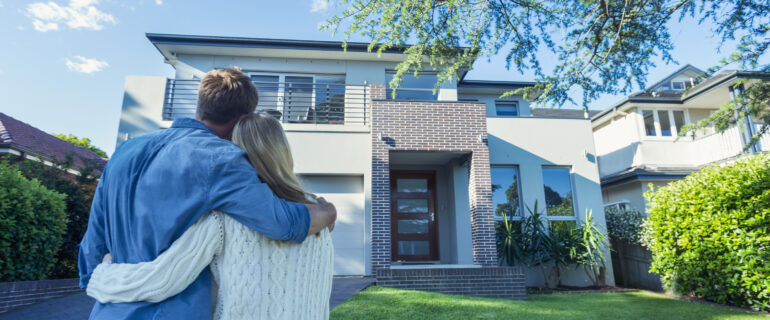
(385, 70, 440, 101)
(491, 165, 524, 222)
(494, 100, 520, 117)
(540, 166, 578, 231)
(671, 81, 686, 91)
(603, 200, 631, 211)
(639, 108, 690, 139)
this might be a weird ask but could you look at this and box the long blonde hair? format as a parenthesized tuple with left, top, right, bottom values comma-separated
(232, 113, 315, 204)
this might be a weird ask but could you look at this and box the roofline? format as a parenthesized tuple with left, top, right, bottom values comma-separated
(591, 70, 770, 124)
(643, 64, 705, 91)
(601, 168, 692, 188)
(457, 80, 537, 89)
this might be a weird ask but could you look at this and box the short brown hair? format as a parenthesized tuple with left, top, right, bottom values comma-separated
(196, 68, 258, 124)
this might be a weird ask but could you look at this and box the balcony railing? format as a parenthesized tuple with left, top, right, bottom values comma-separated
(163, 79, 369, 125)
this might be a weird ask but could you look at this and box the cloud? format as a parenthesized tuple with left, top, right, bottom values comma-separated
(65, 56, 108, 74)
(26, 0, 116, 32)
(310, 0, 328, 12)
(0, 2, 4, 8)
(155, 0, 162, 4)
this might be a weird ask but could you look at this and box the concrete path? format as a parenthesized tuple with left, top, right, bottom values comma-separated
(0, 276, 375, 320)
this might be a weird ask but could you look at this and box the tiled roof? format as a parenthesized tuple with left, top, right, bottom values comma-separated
(0, 112, 107, 170)
(530, 108, 600, 119)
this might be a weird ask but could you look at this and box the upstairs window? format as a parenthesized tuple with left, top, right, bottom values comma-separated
(385, 71, 439, 100)
(495, 101, 519, 116)
(671, 81, 686, 91)
(643, 109, 687, 137)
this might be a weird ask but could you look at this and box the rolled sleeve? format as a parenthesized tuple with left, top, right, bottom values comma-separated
(78, 180, 109, 289)
(208, 150, 310, 243)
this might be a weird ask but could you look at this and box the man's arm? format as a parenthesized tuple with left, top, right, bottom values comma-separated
(208, 151, 336, 242)
(77, 179, 109, 289)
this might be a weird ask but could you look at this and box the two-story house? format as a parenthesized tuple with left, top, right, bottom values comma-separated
(116, 33, 613, 296)
(593, 65, 770, 213)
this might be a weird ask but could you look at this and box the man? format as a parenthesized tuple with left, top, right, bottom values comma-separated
(78, 68, 337, 319)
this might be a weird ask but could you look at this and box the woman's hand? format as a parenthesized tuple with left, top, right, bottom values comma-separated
(316, 197, 335, 233)
(102, 253, 113, 263)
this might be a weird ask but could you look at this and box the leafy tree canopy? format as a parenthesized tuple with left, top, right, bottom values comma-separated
(54, 133, 108, 158)
(324, 0, 769, 147)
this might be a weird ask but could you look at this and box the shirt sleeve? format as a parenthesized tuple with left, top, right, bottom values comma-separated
(77, 178, 109, 289)
(86, 213, 224, 303)
(208, 150, 310, 243)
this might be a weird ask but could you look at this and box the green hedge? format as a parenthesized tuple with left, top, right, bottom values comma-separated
(0, 162, 68, 281)
(645, 154, 770, 311)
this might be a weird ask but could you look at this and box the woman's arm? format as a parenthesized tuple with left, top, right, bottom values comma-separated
(86, 212, 224, 303)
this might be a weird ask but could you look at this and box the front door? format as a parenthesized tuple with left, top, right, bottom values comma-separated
(390, 171, 439, 262)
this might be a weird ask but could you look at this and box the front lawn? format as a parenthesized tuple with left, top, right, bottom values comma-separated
(330, 286, 767, 320)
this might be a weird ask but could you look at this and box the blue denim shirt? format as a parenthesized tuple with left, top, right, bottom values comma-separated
(78, 118, 310, 319)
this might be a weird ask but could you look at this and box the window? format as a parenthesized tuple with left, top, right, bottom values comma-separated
(671, 81, 685, 91)
(385, 71, 439, 100)
(542, 167, 576, 232)
(643, 110, 656, 136)
(642, 109, 688, 138)
(495, 101, 519, 116)
(604, 201, 631, 211)
(491, 167, 522, 221)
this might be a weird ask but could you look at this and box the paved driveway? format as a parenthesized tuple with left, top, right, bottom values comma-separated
(0, 276, 374, 320)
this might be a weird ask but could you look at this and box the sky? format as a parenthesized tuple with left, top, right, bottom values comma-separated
(0, 0, 744, 156)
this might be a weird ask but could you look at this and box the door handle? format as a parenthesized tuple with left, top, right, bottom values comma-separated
(430, 212, 435, 222)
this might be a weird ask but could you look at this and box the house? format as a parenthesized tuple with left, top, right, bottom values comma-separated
(0, 112, 107, 174)
(592, 65, 770, 213)
(116, 33, 612, 296)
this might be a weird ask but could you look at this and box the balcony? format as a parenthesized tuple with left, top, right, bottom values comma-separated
(598, 125, 768, 177)
(162, 79, 369, 125)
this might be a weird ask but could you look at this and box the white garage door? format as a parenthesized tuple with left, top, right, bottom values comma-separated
(300, 175, 365, 275)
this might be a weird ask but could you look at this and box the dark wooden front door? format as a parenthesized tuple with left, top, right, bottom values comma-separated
(390, 171, 439, 262)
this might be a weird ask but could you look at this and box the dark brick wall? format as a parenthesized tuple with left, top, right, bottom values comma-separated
(0, 278, 81, 313)
(377, 267, 526, 299)
(369, 83, 497, 273)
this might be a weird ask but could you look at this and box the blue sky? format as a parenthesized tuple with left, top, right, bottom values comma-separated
(0, 0, 742, 156)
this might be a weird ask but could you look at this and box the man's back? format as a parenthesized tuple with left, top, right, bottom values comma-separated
(78, 118, 310, 319)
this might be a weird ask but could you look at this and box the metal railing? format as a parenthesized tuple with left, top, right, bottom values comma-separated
(163, 79, 369, 125)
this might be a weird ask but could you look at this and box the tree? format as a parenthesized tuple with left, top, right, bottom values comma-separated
(324, 0, 769, 148)
(54, 134, 108, 158)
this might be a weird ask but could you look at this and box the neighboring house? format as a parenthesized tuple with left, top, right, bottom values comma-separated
(0, 112, 107, 174)
(116, 33, 612, 293)
(592, 65, 770, 213)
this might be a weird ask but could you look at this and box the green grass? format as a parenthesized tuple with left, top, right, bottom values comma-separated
(330, 286, 768, 320)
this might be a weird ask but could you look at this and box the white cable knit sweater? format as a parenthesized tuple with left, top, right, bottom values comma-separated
(86, 211, 334, 320)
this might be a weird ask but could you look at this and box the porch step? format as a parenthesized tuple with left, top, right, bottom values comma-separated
(376, 267, 526, 300)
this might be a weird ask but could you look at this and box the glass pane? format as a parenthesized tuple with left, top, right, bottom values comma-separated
(397, 179, 428, 193)
(673, 111, 685, 136)
(251, 75, 280, 111)
(643, 110, 656, 136)
(398, 240, 429, 255)
(284, 76, 314, 122)
(397, 199, 429, 213)
(542, 167, 575, 216)
(398, 219, 429, 234)
(313, 75, 345, 124)
(549, 220, 577, 235)
(386, 89, 437, 100)
(491, 167, 521, 218)
(495, 102, 519, 116)
(385, 72, 439, 100)
(658, 110, 672, 136)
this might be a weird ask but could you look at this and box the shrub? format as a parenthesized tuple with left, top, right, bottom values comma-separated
(0, 162, 68, 281)
(1, 154, 101, 278)
(645, 154, 770, 311)
(604, 207, 646, 245)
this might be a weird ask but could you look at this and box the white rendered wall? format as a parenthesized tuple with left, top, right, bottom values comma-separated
(457, 92, 531, 117)
(115, 76, 172, 148)
(487, 117, 614, 287)
(601, 182, 646, 213)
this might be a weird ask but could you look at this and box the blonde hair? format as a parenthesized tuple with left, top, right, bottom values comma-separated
(232, 113, 315, 204)
(197, 69, 258, 125)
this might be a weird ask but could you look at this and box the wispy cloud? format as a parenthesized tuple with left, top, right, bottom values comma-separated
(0, 2, 4, 8)
(155, 0, 162, 4)
(26, 0, 116, 32)
(310, 0, 328, 12)
(65, 56, 108, 74)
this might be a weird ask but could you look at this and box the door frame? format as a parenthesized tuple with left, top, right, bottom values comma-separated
(390, 170, 440, 262)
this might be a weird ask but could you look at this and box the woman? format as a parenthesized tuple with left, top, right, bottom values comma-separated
(86, 113, 334, 320)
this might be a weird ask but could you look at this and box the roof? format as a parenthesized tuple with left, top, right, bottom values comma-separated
(601, 166, 694, 188)
(642, 64, 706, 92)
(0, 112, 107, 170)
(531, 108, 600, 119)
(457, 80, 536, 89)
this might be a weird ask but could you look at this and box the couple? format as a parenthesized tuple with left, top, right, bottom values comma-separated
(78, 69, 338, 319)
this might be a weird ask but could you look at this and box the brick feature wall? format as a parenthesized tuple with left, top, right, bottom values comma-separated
(0, 278, 81, 313)
(369, 84, 497, 273)
(377, 267, 526, 299)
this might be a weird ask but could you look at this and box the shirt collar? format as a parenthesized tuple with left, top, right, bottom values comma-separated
(170, 118, 214, 133)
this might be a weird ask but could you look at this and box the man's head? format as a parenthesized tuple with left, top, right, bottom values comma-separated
(196, 68, 258, 139)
